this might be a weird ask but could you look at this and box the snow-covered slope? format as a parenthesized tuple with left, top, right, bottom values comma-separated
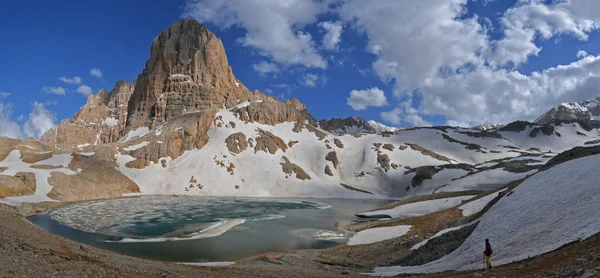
(1, 106, 599, 203)
(111, 108, 599, 199)
(373, 154, 600, 275)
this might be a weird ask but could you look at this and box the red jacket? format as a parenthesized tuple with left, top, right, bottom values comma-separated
(484, 242, 492, 256)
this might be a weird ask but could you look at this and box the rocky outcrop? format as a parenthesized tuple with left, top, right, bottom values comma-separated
(333, 139, 344, 149)
(324, 165, 333, 176)
(406, 143, 453, 163)
(535, 99, 600, 128)
(319, 116, 373, 134)
(0, 172, 36, 198)
(232, 97, 315, 126)
(377, 153, 391, 171)
(318, 117, 404, 134)
(280, 156, 311, 180)
(325, 151, 339, 169)
(40, 81, 135, 149)
(20, 151, 53, 164)
(225, 132, 249, 154)
(48, 157, 139, 202)
(126, 108, 218, 163)
(126, 19, 258, 130)
(0, 137, 19, 161)
(254, 129, 287, 154)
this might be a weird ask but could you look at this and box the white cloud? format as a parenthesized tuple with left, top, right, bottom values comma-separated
(59, 76, 82, 84)
(339, 0, 489, 94)
(337, 0, 600, 126)
(0, 102, 22, 138)
(381, 107, 402, 125)
(183, 0, 327, 68)
(17, 114, 24, 122)
(0, 101, 56, 139)
(347, 87, 388, 111)
(487, 1, 600, 67)
(23, 101, 56, 139)
(41, 86, 67, 95)
(318, 21, 343, 50)
(252, 61, 280, 76)
(577, 50, 589, 58)
(44, 100, 58, 106)
(90, 68, 103, 78)
(0, 92, 9, 98)
(381, 100, 432, 127)
(299, 73, 318, 87)
(77, 85, 93, 96)
(418, 55, 600, 125)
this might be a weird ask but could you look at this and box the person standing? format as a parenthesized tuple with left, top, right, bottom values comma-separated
(484, 239, 493, 269)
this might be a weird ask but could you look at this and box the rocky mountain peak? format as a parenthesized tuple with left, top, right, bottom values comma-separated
(318, 117, 404, 134)
(535, 97, 600, 128)
(40, 81, 135, 148)
(41, 19, 313, 149)
(126, 19, 257, 130)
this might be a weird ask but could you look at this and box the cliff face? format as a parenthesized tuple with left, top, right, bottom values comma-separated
(40, 81, 135, 149)
(125, 19, 259, 130)
(41, 19, 313, 149)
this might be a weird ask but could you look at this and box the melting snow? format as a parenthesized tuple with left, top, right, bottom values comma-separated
(357, 196, 475, 218)
(124, 142, 149, 152)
(372, 154, 600, 275)
(180, 262, 235, 267)
(459, 189, 507, 217)
(0, 150, 76, 205)
(103, 117, 119, 127)
(120, 127, 150, 143)
(347, 225, 411, 245)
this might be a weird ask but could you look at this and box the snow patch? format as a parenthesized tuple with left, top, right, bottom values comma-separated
(459, 189, 507, 217)
(372, 154, 600, 275)
(120, 127, 150, 143)
(180, 262, 235, 267)
(124, 142, 150, 152)
(357, 196, 475, 218)
(103, 117, 119, 127)
(347, 225, 411, 245)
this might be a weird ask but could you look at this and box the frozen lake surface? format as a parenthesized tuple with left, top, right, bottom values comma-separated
(29, 195, 391, 262)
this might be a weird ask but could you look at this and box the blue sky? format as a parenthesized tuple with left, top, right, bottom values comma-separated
(2, 0, 600, 139)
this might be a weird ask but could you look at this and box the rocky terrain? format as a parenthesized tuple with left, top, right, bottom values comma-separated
(2, 19, 600, 278)
(3, 19, 600, 204)
(535, 98, 600, 128)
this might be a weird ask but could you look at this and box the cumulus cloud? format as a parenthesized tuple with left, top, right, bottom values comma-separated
(381, 100, 432, 127)
(183, 0, 327, 68)
(319, 21, 343, 50)
(90, 68, 103, 78)
(59, 76, 82, 84)
(23, 101, 56, 139)
(0, 92, 9, 98)
(41, 86, 67, 95)
(0, 102, 22, 138)
(347, 87, 388, 110)
(76, 85, 93, 96)
(487, 1, 600, 67)
(0, 101, 56, 139)
(577, 50, 589, 58)
(299, 73, 319, 87)
(337, 0, 600, 126)
(252, 61, 280, 76)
